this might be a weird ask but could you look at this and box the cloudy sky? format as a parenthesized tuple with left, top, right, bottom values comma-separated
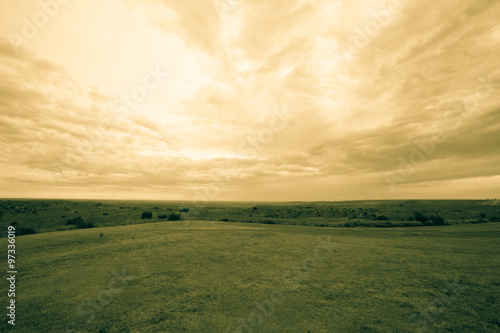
(0, 0, 499, 201)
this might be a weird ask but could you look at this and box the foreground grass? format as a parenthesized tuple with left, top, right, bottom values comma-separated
(1, 221, 499, 332)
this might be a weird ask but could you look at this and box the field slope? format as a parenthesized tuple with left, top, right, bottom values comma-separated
(1, 221, 499, 332)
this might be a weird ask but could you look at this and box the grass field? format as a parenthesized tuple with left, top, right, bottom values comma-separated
(1, 220, 498, 332)
(2, 199, 500, 235)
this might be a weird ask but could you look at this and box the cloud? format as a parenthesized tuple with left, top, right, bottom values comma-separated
(0, 0, 499, 200)
(0, 38, 181, 190)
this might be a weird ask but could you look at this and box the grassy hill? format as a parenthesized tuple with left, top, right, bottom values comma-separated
(1, 220, 498, 332)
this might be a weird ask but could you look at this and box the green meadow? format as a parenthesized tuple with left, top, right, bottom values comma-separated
(2, 199, 500, 234)
(1, 218, 499, 332)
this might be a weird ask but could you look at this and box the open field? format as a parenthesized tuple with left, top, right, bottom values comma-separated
(1, 220, 499, 332)
(1, 199, 500, 235)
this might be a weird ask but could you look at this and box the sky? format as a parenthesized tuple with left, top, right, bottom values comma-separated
(0, 0, 499, 201)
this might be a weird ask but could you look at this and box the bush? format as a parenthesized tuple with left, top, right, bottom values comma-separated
(66, 216, 93, 229)
(17, 227, 37, 236)
(376, 215, 389, 221)
(429, 215, 446, 225)
(76, 221, 94, 229)
(141, 211, 153, 219)
(167, 213, 182, 221)
(489, 216, 500, 222)
(375, 222, 393, 228)
(158, 214, 168, 219)
(262, 219, 276, 224)
(414, 211, 429, 223)
(66, 216, 84, 225)
(179, 208, 190, 212)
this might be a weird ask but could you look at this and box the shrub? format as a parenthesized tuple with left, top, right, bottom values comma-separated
(66, 216, 84, 225)
(76, 221, 93, 229)
(375, 222, 393, 228)
(167, 213, 182, 221)
(180, 208, 190, 212)
(10, 221, 17, 227)
(429, 215, 445, 225)
(262, 219, 276, 224)
(66, 216, 93, 229)
(103, 213, 109, 216)
(489, 216, 500, 222)
(220, 218, 236, 222)
(414, 211, 429, 223)
(158, 214, 168, 219)
(141, 211, 153, 219)
(71, 217, 94, 229)
(376, 215, 389, 221)
(17, 227, 37, 236)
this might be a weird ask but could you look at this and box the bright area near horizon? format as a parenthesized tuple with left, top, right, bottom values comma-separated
(0, 0, 499, 201)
